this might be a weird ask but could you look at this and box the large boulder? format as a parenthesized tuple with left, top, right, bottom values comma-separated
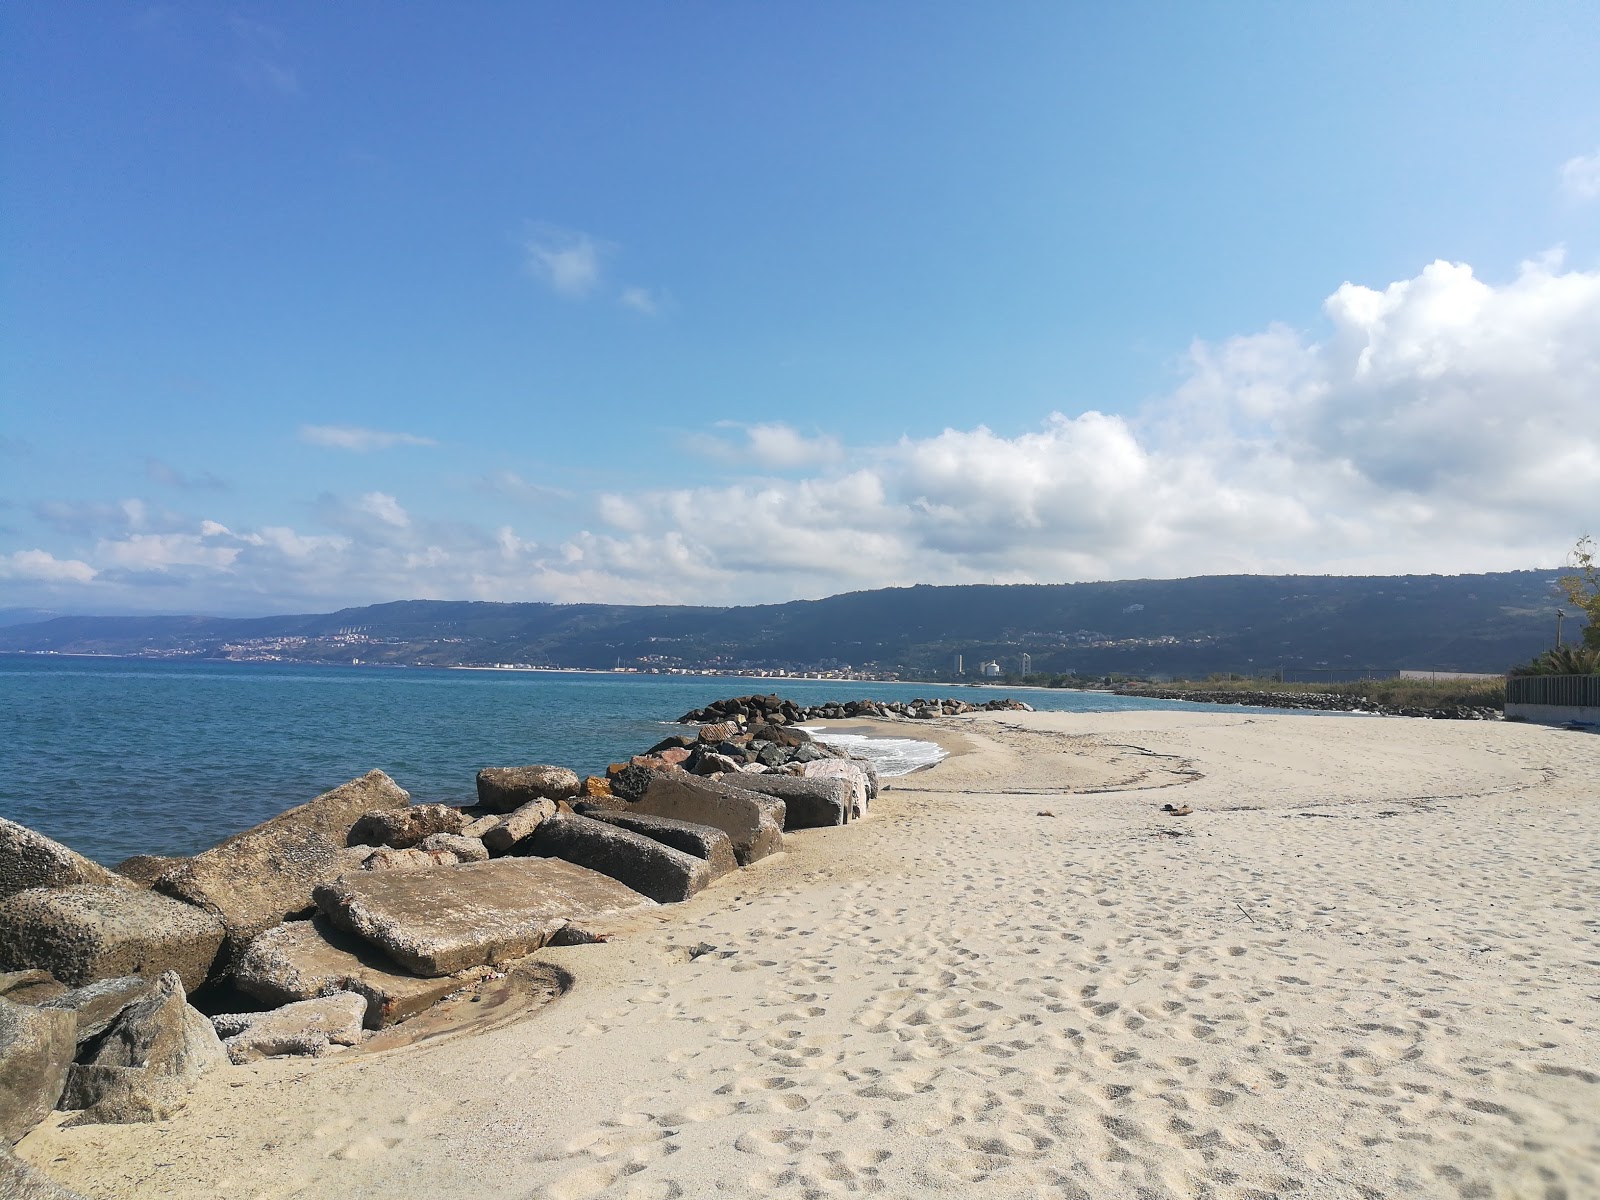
(111, 855, 186, 887)
(39, 976, 159, 1046)
(628, 772, 785, 866)
(481, 798, 557, 855)
(0, 818, 128, 901)
(416, 833, 489, 863)
(57, 971, 226, 1127)
(475, 766, 580, 813)
(347, 804, 469, 849)
(233, 917, 492, 1029)
(0, 996, 75, 1144)
(2, 1143, 88, 1198)
(733, 774, 852, 829)
(519, 813, 713, 904)
(800, 760, 873, 818)
(314, 858, 655, 977)
(211, 992, 366, 1064)
(0, 971, 66, 1005)
(0, 886, 224, 992)
(154, 770, 410, 970)
(574, 808, 739, 882)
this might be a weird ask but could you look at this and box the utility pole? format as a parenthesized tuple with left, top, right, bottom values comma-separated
(1556, 609, 1566, 648)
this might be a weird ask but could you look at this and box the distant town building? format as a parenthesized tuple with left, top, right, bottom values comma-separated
(1020, 652, 1031, 675)
(981, 660, 1003, 678)
(953, 654, 964, 676)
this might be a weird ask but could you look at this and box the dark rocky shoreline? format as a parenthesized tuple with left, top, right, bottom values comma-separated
(1112, 686, 1501, 721)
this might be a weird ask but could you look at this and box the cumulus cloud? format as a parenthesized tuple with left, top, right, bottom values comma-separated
(703, 423, 846, 470)
(299, 425, 436, 452)
(525, 225, 609, 299)
(0, 549, 97, 583)
(619, 286, 661, 315)
(6, 254, 1596, 612)
(1560, 149, 1600, 202)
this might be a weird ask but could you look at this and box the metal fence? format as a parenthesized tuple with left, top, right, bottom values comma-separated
(1505, 674, 1600, 708)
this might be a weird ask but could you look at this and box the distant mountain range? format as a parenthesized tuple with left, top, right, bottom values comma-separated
(0, 571, 1573, 678)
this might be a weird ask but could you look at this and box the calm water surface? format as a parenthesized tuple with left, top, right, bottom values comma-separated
(1, 656, 1272, 864)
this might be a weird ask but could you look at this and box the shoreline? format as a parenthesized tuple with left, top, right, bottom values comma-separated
(17, 709, 1598, 1199)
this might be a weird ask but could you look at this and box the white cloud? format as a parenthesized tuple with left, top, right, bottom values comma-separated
(703, 423, 845, 470)
(357, 492, 410, 528)
(1560, 149, 1600, 202)
(619, 286, 660, 315)
(8, 254, 1595, 612)
(525, 225, 609, 299)
(0, 549, 97, 583)
(299, 425, 436, 452)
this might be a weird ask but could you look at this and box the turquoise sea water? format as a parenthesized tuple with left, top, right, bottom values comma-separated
(2, 656, 1274, 865)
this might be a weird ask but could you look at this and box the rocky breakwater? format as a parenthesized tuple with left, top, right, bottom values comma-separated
(1115, 686, 1502, 721)
(678, 692, 1034, 726)
(1, 700, 953, 1173)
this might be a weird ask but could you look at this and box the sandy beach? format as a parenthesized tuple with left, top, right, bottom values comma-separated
(16, 709, 1599, 1200)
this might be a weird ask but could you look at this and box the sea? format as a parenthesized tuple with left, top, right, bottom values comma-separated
(1, 656, 1275, 866)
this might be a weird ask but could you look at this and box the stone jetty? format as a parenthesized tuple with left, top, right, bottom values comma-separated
(0, 694, 1025, 1166)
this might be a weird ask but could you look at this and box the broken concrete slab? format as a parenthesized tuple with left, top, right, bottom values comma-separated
(416, 833, 488, 863)
(482, 798, 557, 854)
(0, 818, 129, 901)
(211, 992, 366, 1063)
(629, 772, 785, 866)
(58, 971, 226, 1126)
(475, 766, 580, 813)
(0, 995, 75, 1144)
(0, 885, 224, 991)
(39, 976, 158, 1046)
(233, 916, 490, 1029)
(314, 858, 655, 977)
(348, 804, 469, 849)
(732, 774, 852, 830)
(800, 760, 872, 818)
(573, 807, 738, 882)
(520, 813, 713, 903)
(154, 769, 410, 970)
(0, 971, 67, 1006)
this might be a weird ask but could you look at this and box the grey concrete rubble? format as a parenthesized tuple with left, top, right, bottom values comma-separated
(417, 832, 489, 862)
(57, 970, 225, 1127)
(0, 885, 224, 991)
(520, 812, 713, 904)
(628, 772, 786, 866)
(0, 818, 129, 901)
(475, 765, 581, 812)
(481, 798, 557, 854)
(732, 774, 853, 829)
(573, 808, 739, 882)
(211, 992, 366, 1063)
(800, 759, 873, 819)
(154, 769, 411, 970)
(0, 971, 67, 1006)
(234, 916, 493, 1029)
(348, 804, 470, 849)
(0, 996, 74, 1144)
(314, 857, 656, 976)
(39, 976, 159, 1047)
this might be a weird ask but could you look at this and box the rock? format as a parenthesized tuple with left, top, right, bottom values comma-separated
(481, 799, 557, 855)
(0, 885, 225, 992)
(2, 1142, 88, 1198)
(800, 760, 872, 818)
(459, 814, 501, 840)
(697, 722, 738, 743)
(112, 855, 186, 887)
(0, 996, 74, 1143)
(357, 847, 459, 872)
(732, 774, 851, 829)
(645, 736, 695, 755)
(607, 764, 656, 802)
(0, 818, 129, 901)
(416, 833, 488, 863)
(234, 917, 489, 1029)
(579, 776, 614, 800)
(655, 746, 692, 767)
(211, 992, 366, 1063)
(57, 971, 225, 1126)
(749, 724, 811, 747)
(348, 804, 469, 849)
(628, 772, 785, 866)
(0, 971, 66, 1005)
(314, 858, 655, 977)
(39, 976, 158, 1046)
(520, 813, 713, 904)
(154, 770, 411, 971)
(475, 766, 581, 813)
(574, 809, 738, 882)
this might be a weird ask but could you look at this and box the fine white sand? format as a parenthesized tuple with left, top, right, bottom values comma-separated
(18, 709, 1600, 1199)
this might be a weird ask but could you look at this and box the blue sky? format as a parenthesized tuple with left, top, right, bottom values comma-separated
(3, 2, 1598, 614)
